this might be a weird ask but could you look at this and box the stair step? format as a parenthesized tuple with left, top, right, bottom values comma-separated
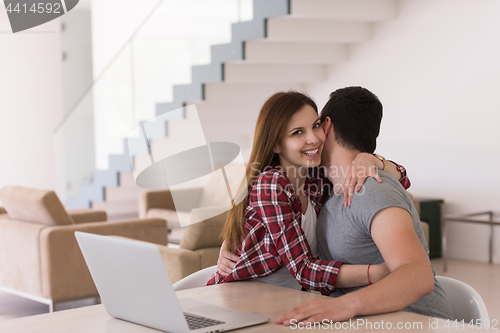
(267, 16, 371, 43)
(194, 101, 262, 120)
(195, 103, 259, 140)
(245, 40, 347, 64)
(149, 137, 208, 163)
(109, 153, 132, 172)
(166, 106, 205, 141)
(144, 107, 184, 138)
(91, 199, 139, 216)
(290, 0, 396, 21)
(204, 82, 306, 103)
(104, 185, 145, 202)
(224, 62, 327, 83)
(130, 105, 206, 164)
(118, 172, 136, 187)
(132, 155, 154, 179)
(150, 102, 259, 153)
(133, 134, 208, 168)
(200, 127, 255, 151)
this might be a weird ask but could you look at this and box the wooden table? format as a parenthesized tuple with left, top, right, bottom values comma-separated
(0, 282, 495, 332)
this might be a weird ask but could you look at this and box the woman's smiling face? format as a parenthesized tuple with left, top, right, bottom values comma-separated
(274, 104, 325, 171)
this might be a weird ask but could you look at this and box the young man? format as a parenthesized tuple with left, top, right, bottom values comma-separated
(276, 86, 453, 324)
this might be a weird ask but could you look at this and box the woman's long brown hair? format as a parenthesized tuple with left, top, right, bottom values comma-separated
(221, 91, 318, 251)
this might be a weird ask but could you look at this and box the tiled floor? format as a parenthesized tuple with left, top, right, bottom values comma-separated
(0, 258, 498, 323)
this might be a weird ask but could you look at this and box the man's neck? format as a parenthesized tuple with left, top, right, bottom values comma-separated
(323, 148, 360, 192)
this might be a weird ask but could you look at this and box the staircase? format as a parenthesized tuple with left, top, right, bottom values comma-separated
(69, 0, 398, 220)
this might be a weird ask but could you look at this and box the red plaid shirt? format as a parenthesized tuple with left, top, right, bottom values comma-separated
(391, 160, 411, 189)
(206, 163, 410, 295)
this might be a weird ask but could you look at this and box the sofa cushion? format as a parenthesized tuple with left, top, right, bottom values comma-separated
(196, 247, 221, 269)
(146, 208, 188, 229)
(0, 186, 73, 225)
(67, 209, 107, 224)
(157, 245, 201, 284)
(180, 212, 225, 251)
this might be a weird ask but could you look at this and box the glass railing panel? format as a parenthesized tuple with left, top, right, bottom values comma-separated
(54, 88, 96, 204)
(93, 43, 135, 170)
(54, 0, 253, 205)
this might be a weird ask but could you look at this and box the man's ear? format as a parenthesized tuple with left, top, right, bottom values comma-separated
(322, 117, 332, 136)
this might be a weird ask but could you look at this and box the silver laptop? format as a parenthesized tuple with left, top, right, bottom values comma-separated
(75, 232, 269, 333)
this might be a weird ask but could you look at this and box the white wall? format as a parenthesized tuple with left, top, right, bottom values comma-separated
(0, 9, 63, 191)
(307, 0, 500, 262)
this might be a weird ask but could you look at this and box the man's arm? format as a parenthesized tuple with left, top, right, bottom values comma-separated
(276, 207, 434, 324)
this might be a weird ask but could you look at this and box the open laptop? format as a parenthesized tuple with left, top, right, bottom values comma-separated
(75, 232, 269, 333)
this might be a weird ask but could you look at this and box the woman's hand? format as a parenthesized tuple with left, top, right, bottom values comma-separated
(369, 263, 391, 284)
(341, 153, 382, 207)
(217, 240, 239, 276)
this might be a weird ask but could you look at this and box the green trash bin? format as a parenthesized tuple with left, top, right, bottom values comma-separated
(417, 198, 444, 258)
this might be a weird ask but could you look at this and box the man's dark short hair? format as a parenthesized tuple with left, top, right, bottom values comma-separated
(320, 86, 382, 153)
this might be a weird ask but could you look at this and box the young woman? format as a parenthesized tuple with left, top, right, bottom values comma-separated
(206, 91, 409, 294)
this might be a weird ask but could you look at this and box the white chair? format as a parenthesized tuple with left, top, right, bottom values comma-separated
(436, 276, 489, 323)
(173, 265, 217, 291)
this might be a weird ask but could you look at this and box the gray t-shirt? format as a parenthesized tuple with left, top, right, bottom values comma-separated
(317, 171, 454, 320)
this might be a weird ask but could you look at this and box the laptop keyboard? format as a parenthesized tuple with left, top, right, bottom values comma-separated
(184, 312, 225, 331)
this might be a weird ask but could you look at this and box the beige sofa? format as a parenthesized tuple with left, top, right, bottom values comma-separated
(157, 213, 225, 283)
(139, 189, 191, 229)
(139, 163, 245, 230)
(138, 183, 228, 283)
(0, 186, 168, 311)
